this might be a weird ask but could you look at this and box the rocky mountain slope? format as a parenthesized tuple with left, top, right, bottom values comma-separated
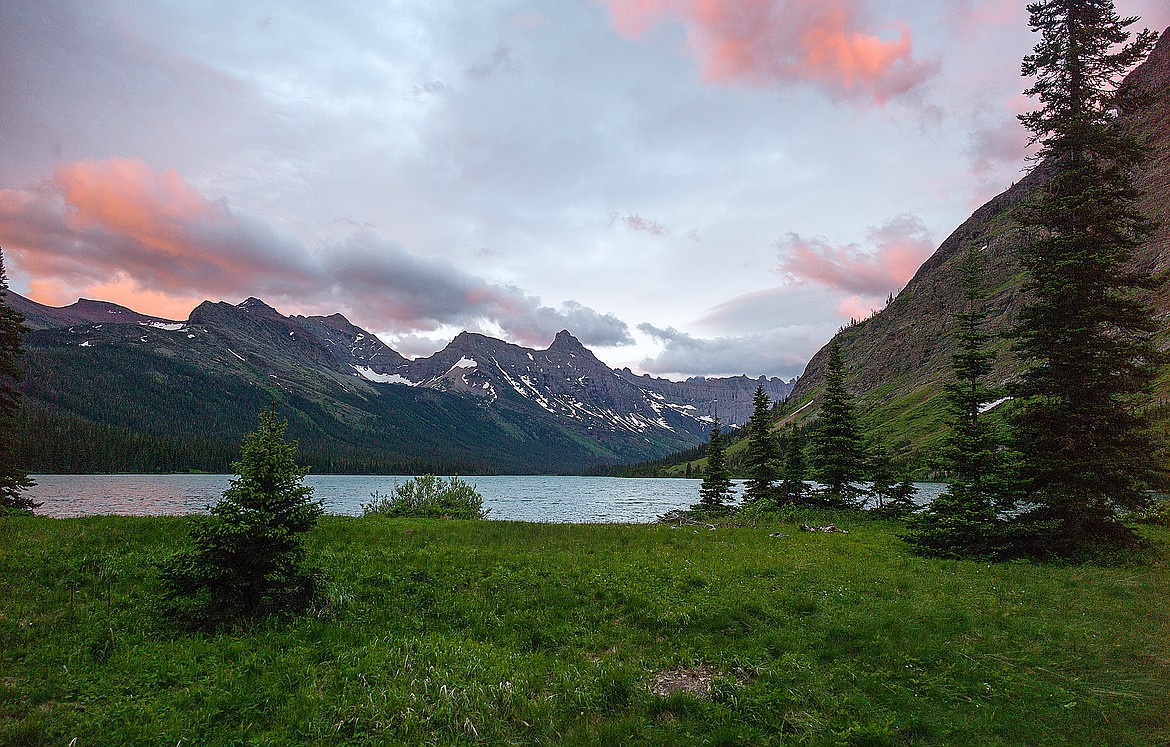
(9, 292, 792, 473)
(785, 28, 1170, 468)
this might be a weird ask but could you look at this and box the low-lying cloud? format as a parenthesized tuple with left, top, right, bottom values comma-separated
(774, 213, 934, 296)
(638, 323, 809, 379)
(0, 157, 633, 348)
(608, 0, 939, 105)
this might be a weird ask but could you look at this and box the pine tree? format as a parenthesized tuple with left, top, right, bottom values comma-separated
(877, 477, 919, 521)
(909, 247, 1004, 556)
(1011, 2, 1160, 552)
(867, 447, 897, 511)
(159, 409, 323, 628)
(0, 249, 37, 513)
(742, 385, 779, 508)
(695, 416, 734, 512)
(809, 339, 865, 506)
(779, 427, 809, 505)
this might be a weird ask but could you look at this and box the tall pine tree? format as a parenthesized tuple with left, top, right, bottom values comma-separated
(909, 247, 1003, 556)
(1012, 2, 1160, 551)
(0, 249, 36, 513)
(695, 416, 734, 512)
(809, 339, 865, 506)
(779, 427, 809, 505)
(742, 385, 779, 508)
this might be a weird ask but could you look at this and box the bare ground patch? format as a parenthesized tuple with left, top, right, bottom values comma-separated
(648, 666, 717, 698)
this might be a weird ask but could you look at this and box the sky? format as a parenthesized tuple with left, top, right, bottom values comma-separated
(1, 1, 1167, 380)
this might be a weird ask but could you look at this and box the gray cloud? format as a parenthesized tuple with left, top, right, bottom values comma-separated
(966, 111, 1029, 175)
(638, 323, 808, 379)
(610, 211, 670, 237)
(466, 45, 520, 80)
(0, 158, 632, 349)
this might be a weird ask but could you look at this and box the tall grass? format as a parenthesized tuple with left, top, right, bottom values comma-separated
(1, 511, 1167, 745)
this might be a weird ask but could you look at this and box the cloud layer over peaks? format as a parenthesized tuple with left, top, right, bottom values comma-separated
(0, 158, 633, 348)
(608, 0, 939, 104)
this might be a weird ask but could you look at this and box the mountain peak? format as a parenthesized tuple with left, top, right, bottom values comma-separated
(237, 297, 278, 314)
(449, 330, 497, 349)
(548, 329, 585, 351)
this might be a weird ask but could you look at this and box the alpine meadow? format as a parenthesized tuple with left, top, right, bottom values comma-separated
(3, 2, 1170, 745)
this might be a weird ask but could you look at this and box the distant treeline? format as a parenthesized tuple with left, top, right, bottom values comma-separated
(586, 426, 752, 478)
(15, 405, 517, 476)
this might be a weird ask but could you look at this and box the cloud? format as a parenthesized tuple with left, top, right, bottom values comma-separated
(0, 158, 632, 348)
(609, 211, 670, 236)
(638, 323, 809, 379)
(466, 45, 520, 80)
(774, 213, 934, 296)
(607, 0, 938, 104)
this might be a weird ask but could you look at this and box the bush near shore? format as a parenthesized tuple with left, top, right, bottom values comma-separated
(1, 511, 1167, 746)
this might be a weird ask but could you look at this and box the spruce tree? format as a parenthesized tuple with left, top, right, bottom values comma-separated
(0, 249, 36, 513)
(159, 409, 323, 628)
(742, 385, 779, 508)
(779, 427, 809, 505)
(909, 247, 1003, 556)
(1012, 2, 1160, 551)
(695, 416, 733, 512)
(867, 447, 897, 511)
(809, 339, 865, 506)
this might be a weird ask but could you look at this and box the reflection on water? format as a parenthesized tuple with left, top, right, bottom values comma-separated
(28, 474, 945, 524)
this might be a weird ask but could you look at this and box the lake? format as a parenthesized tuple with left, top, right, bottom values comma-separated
(25, 474, 946, 524)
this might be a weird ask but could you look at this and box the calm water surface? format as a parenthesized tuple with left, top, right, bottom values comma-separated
(28, 474, 945, 523)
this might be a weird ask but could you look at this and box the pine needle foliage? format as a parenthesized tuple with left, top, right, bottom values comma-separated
(0, 249, 36, 513)
(742, 386, 780, 508)
(909, 247, 1006, 557)
(695, 417, 734, 513)
(809, 340, 865, 507)
(1011, 1, 1161, 553)
(779, 427, 810, 505)
(158, 409, 323, 629)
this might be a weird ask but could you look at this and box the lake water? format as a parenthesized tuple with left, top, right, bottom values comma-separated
(26, 474, 946, 524)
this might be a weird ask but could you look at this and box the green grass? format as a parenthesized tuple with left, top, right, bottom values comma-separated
(2, 512, 1169, 745)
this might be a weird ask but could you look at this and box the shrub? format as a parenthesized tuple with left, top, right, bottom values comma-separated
(361, 475, 488, 519)
(1132, 497, 1170, 527)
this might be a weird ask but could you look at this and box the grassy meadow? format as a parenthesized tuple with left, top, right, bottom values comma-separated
(1, 511, 1168, 746)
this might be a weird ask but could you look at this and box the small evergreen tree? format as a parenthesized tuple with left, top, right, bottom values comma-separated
(742, 386, 779, 508)
(779, 427, 809, 505)
(875, 477, 919, 521)
(809, 339, 865, 506)
(908, 247, 1004, 556)
(159, 409, 323, 628)
(0, 249, 36, 513)
(695, 417, 734, 512)
(867, 447, 897, 511)
(1011, 2, 1161, 552)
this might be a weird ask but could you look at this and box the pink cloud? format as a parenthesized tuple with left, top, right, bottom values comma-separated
(775, 213, 934, 295)
(836, 295, 875, 321)
(0, 158, 634, 347)
(607, 0, 937, 104)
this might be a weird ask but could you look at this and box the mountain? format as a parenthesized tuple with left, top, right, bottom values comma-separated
(10, 294, 174, 330)
(784, 27, 1170, 469)
(9, 292, 792, 474)
(616, 369, 792, 427)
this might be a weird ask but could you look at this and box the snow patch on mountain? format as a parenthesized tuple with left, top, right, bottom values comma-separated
(353, 366, 418, 386)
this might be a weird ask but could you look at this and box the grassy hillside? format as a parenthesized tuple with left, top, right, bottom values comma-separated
(3, 513, 1168, 745)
